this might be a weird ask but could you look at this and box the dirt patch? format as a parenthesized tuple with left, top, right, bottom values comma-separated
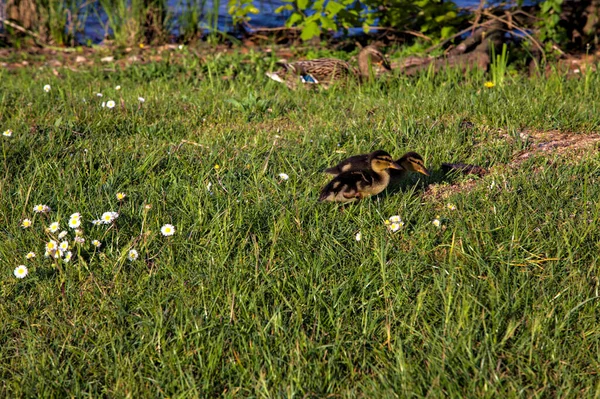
(423, 130, 600, 201)
(512, 130, 600, 165)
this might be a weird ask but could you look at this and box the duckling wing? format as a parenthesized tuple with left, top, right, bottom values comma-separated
(319, 170, 375, 202)
(324, 153, 370, 176)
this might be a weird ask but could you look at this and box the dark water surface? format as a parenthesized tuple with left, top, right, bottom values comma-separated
(82, 0, 480, 44)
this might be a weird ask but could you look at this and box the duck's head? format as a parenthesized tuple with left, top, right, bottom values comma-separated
(358, 46, 392, 76)
(369, 150, 402, 173)
(397, 152, 430, 176)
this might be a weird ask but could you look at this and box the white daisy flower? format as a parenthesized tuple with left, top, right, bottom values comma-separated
(58, 230, 68, 239)
(100, 211, 118, 224)
(97, 93, 103, 97)
(446, 204, 457, 211)
(26, 252, 36, 260)
(388, 222, 403, 232)
(116, 192, 126, 201)
(48, 221, 60, 233)
(69, 217, 81, 228)
(21, 219, 32, 228)
(106, 100, 116, 109)
(278, 173, 289, 181)
(59, 241, 69, 252)
(355, 232, 362, 241)
(33, 204, 50, 213)
(101, 102, 106, 108)
(432, 219, 441, 228)
(115, 85, 121, 90)
(178, 44, 184, 50)
(389, 215, 402, 223)
(3, 129, 12, 137)
(14, 265, 28, 279)
(91, 219, 102, 226)
(74, 236, 85, 244)
(128, 249, 139, 261)
(64, 251, 73, 262)
(92, 240, 101, 248)
(70, 212, 81, 220)
(46, 240, 58, 253)
(161, 224, 175, 236)
(138, 97, 145, 103)
(44, 84, 51, 92)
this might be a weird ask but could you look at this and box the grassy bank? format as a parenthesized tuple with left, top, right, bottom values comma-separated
(1, 50, 600, 397)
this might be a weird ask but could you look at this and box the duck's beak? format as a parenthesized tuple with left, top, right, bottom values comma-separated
(417, 165, 431, 176)
(389, 162, 403, 170)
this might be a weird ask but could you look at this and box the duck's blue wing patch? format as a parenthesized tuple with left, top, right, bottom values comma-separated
(301, 74, 319, 84)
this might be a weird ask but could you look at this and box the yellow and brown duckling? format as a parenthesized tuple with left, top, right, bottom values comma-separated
(325, 151, 430, 184)
(319, 150, 402, 203)
(266, 46, 391, 89)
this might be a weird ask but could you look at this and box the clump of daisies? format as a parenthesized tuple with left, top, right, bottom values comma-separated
(385, 215, 405, 232)
(69, 213, 82, 228)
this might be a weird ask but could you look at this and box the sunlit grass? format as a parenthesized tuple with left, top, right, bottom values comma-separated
(1, 51, 600, 397)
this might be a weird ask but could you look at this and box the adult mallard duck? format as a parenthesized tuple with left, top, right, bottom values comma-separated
(325, 151, 430, 184)
(266, 46, 391, 89)
(319, 150, 401, 203)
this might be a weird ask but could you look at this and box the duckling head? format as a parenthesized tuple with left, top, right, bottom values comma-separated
(368, 150, 402, 173)
(358, 46, 392, 77)
(397, 152, 430, 176)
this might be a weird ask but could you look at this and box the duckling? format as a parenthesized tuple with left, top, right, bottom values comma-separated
(319, 150, 401, 203)
(265, 45, 391, 89)
(325, 151, 430, 183)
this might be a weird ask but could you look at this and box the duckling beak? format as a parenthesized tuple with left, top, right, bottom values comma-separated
(389, 162, 403, 170)
(417, 165, 431, 176)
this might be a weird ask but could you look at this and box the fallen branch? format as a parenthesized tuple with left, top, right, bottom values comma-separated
(482, 10, 547, 64)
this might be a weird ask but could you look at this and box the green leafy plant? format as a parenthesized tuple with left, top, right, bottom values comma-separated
(227, 0, 259, 28)
(367, 0, 463, 40)
(537, 0, 566, 51)
(275, 0, 376, 41)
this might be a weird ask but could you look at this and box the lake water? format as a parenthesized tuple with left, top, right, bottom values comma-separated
(82, 0, 481, 44)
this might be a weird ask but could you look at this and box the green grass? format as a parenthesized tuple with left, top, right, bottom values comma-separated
(1, 49, 600, 397)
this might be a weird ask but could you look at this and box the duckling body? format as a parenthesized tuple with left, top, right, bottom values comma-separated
(319, 150, 401, 203)
(325, 151, 430, 184)
(266, 46, 391, 89)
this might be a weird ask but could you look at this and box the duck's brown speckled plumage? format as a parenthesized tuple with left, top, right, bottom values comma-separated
(266, 46, 391, 89)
